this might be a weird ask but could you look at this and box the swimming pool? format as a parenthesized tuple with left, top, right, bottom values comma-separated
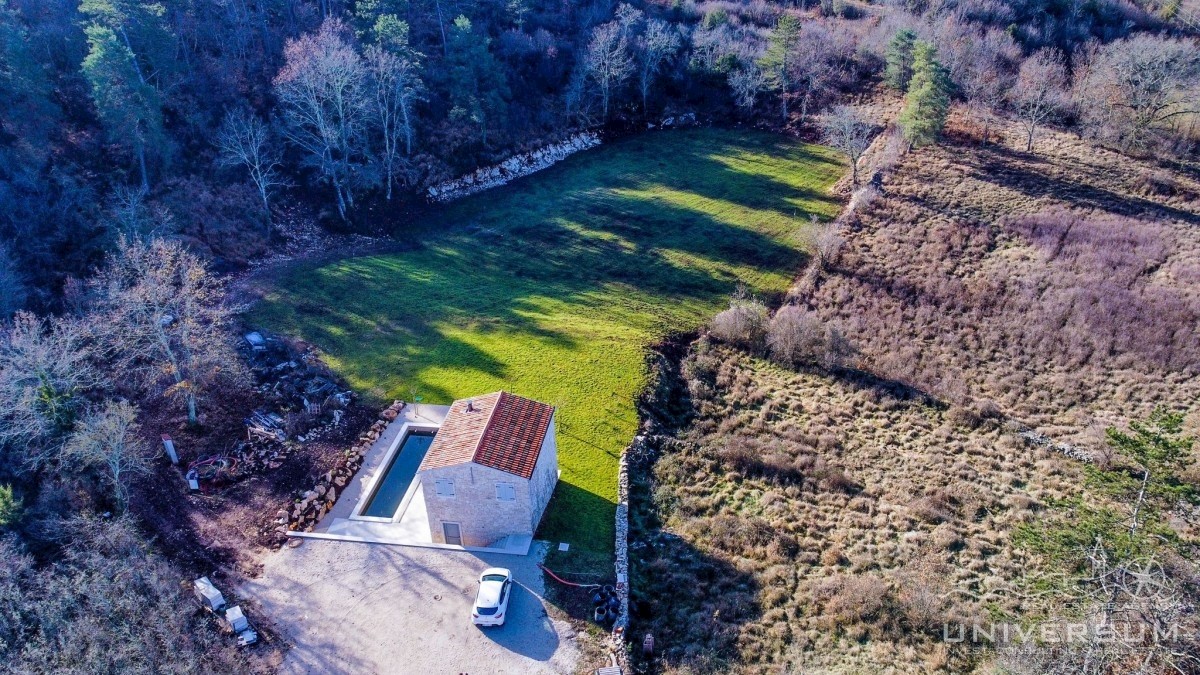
(360, 429, 437, 519)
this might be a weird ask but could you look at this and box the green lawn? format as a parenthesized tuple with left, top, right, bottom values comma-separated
(249, 128, 844, 570)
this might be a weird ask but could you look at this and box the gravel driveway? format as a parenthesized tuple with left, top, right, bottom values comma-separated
(243, 540, 580, 675)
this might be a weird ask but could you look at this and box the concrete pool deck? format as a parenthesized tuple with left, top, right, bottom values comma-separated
(289, 402, 532, 555)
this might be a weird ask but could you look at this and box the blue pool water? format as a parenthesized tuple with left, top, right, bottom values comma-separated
(361, 429, 437, 518)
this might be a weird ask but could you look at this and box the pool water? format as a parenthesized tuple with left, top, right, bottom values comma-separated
(360, 429, 437, 519)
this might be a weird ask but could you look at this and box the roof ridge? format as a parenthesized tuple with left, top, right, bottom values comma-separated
(470, 391, 504, 464)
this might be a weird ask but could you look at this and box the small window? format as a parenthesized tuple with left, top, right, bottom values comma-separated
(496, 482, 516, 502)
(435, 479, 455, 497)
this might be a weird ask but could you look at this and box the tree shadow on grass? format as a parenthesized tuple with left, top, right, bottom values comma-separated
(263, 193, 811, 408)
(965, 143, 1200, 225)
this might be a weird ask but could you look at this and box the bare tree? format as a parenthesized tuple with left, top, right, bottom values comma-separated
(92, 237, 242, 427)
(821, 105, 874, 186)
(365, 44, 424, 200)
(635, 19, 680, 113)
(951, 28, 1019, 144)
(1010, 48, 1069, 153)
(792, 24, 842, 125)
(1075, 35, 1200, 154)
(65, 400, 155, 511)
(215, 109, 286, 232)
(585, 21, 634, 119)
(274, 18, 371, 221)
(0, 312, 100, 471)
(614, 2, 644, 41)
(729, 66, 767, 115)
(108, 184, 171, 241)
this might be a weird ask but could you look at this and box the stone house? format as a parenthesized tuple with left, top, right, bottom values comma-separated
(416, 391, 559, 548)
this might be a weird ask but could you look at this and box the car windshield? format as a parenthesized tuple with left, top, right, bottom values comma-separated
(476, 606, 499, 616)
(481, 574, 507, 583)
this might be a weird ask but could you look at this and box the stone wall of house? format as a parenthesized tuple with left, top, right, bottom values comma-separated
(420, 462, 535, 547)
(527, 416, 559, 532)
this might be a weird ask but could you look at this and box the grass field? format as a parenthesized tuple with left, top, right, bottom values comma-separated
(249, 128, 844, 569)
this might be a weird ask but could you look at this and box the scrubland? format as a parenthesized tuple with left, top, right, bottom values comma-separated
(631, 112, 1200, 673)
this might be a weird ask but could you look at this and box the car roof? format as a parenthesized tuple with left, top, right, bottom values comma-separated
(479, 567, 511, 579)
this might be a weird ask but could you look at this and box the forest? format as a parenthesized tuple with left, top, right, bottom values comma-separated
(0, 0, 1198, 671)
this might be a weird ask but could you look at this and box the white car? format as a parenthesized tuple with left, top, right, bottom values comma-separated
(472, 568, 513, 627)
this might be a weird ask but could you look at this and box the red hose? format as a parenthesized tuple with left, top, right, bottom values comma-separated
(538, 564, 601, 589)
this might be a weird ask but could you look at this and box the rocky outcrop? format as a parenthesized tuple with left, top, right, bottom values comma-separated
(426, 132, 601, 203)
(271, 400, 406, 542)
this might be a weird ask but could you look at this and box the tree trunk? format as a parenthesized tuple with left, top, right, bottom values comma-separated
(119, 26, 148, 86)
(187, 393, 198, 427)
(401, 100, 414, 156)
(259, 188, 272, 234)
(334, 182, 348, 221)
(435, 0, 448, 58)
(136, 142, 150, 193)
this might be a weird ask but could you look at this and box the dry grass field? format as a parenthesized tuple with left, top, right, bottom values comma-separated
(633, 342, 1084, 673)
(630, 111, 1200, 674)
(804, 113, 1200, 450)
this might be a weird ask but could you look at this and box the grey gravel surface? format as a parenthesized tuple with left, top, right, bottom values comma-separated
(242, 540, 580, 675)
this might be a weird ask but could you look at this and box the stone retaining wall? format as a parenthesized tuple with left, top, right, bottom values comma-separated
(426, 132, 601, 203)
(610, 436, 637, 668)
(272, 401, 406, 541)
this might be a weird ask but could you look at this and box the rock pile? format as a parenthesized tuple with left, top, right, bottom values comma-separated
(240, 332, 354, 442)
(426, 132, 602, 203)
(1010, 422, 1094, 463)
(270, 400, 406, 543)
(646, 111, 698, 130)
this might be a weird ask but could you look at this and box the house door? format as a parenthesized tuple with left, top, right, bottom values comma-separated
(442, 522, 462, 546)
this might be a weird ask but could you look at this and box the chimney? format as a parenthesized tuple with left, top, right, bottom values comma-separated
(466, 399, 475, 412)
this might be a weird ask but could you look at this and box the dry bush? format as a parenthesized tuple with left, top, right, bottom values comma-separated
(710, 294, 769, 351)
(766, 305, 855, 371)
(765, 305, 824, 367)
(632, 331, 1095, 673)
(908, 491, 958, 524)
(809, 573, 898, 636)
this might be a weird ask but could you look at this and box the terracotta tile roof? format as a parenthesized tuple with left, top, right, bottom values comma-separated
(419, 391, 554, 479)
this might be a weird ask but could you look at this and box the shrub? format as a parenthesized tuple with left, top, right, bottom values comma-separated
(812, 573, 895, 631)
(0, 484, 20, 527)
(767, 305, 856, 371)
(766, 305, 824, 367)
(710, 292, 769, 350)
(702, 8, 728, 29)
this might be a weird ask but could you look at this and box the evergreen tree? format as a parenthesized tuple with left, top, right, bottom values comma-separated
(897, 40, 950, 148)
(81, 24, 165, 190)
(444, 16, 509, 146)
(758, 13, 802, 120)
(884, 28, 916, 91)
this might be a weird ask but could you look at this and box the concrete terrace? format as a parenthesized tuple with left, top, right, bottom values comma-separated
(289, 402, 533, 555)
